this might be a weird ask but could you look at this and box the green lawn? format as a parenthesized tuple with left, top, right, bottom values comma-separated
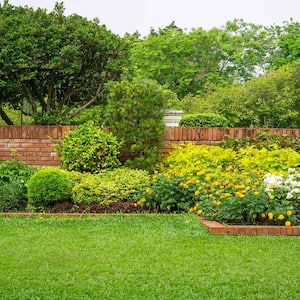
(0, 214, 299, 300)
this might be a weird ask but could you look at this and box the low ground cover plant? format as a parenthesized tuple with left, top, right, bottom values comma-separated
(138, 144, 300, 225)
(72, 167, 150, 204)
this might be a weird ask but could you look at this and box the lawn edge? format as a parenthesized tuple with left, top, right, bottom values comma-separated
(197, 216, 300, 236)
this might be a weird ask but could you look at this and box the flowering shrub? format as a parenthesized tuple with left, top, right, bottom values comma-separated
(138, 144, 300, 225)
(263, 168, 300, 225)
(160, 144, 300, 174)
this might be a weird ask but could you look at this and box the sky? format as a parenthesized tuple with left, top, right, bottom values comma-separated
(5, 0, 300, 36)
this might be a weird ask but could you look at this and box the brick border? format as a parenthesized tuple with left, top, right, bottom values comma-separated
(198, 217, 300, 236)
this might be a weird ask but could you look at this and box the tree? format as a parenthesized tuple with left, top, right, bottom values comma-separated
(268, 20, 300, 68)
(129, 25, 226, 99)
(199, 61, 300, 128)
(129, 20, 277, 99)
(0, 1, 128, 124)
(105, 78, 175, 171)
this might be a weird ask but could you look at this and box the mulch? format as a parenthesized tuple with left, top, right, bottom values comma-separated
(44, 200, 157, 214)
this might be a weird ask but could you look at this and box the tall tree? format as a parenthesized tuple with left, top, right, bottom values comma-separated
(0, 1, 128, 124)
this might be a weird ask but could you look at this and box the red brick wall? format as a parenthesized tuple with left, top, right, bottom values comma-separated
(0, 126, 75, 166)
(162, 127, 300, 154)
(1, 126, 300, 166)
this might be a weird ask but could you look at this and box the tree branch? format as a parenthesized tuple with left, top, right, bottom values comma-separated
(69, 80, 105, 118)
(0, 106, 14, 125)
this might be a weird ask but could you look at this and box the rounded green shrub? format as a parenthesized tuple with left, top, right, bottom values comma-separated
(27, 168, 72, 210)
(179, 113, 229, 127)
(60, 121, 121, 173)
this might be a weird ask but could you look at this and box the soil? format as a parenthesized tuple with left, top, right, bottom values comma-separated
(44, 200, 157, 214)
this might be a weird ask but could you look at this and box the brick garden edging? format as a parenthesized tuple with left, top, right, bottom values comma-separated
(198, 217, 300, 236)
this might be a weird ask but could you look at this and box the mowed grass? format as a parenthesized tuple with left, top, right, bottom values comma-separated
(0, 215, 299, 300)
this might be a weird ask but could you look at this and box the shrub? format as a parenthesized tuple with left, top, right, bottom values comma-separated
(27, 168, 72, 210)
(0, 159, 37, 211)
(139, 143, 300, 224)
(139, 166, 299, 225)
(72, 167, 150, 204)
(60, 122, 121, 173)
(105, 78, 170, 172)
(179, 113, 229, 127)
(0, 179, 27, 212)
(160, 144, 300, 174)
(0, 159, 36, 184)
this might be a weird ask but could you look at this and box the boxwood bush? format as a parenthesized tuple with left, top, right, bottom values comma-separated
(179, 113, 229, 127)
(27, 168, 72, 210)
(72, 167, 150, 204)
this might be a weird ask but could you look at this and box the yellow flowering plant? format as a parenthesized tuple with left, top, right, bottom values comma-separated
(138, 144, 300, 225)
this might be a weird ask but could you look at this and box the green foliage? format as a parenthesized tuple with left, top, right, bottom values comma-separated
(0, 2, 128, 125)
(268, 20, 300, 68)
(140, 143, 300, 222)
(161, 144, 300, 174)
(60, 122, 121, 173)
(105, 78, 169, 172)
(221, 131, 300, 152)
(0, 159, 36, 184)
(27, 167, 72, 210)
(179, 113, 229, 127)
(0, 179, 27, 212)
(0, 159, 36, 211)
(72, 167, 150, 204)
(195, 61, 300, 127)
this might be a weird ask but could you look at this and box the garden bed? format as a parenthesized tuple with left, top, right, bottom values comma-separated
(198, 217, 300, 236)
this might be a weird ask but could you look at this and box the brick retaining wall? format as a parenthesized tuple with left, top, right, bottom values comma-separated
(1, 126, 300, 166)
(162, 127, 300, 154)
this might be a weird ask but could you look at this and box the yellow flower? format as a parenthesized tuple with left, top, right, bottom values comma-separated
(277, 214, 285, 221)
(194, 190, 200, 196)
(189, 207, 194, 213)
(268, 212, 273, 220)
(197, 209, 203, 215)
(285, 221, 291, 227)
(254, 191, 259, 196)
(139, 197, 146, 203)
(261, 213, 266, 219)
(226, 165, 233, 172)
(269, 184, 275, 189)
(269, 194, 275, 200)
(146, 187, 152, 195)
(133, 203, 138, 207)
(286, 210, 292, 217)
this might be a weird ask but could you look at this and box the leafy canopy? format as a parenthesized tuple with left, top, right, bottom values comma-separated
(0, 1, 128, 124)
